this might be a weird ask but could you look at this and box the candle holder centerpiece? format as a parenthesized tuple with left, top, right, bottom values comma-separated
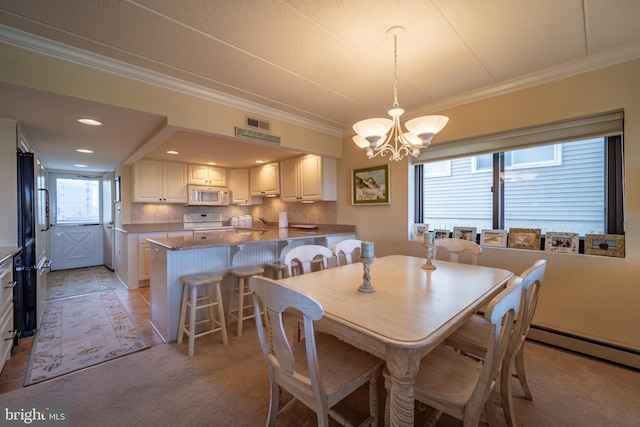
(414, 229, 436, 270)
(421, 241, 436, 270)
(358, 241, 376, 293)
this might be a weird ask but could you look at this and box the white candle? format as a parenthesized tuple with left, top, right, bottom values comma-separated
(361, 241, 374, 258)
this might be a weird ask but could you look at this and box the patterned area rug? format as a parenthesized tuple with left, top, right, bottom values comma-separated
(46, 266, 116, 300)
(25, 291, 149, 385)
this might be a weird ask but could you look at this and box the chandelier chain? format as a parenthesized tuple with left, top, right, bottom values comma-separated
(393, 33, 399, 109)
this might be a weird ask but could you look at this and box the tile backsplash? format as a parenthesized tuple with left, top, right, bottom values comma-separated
(130, 199, 337, 225)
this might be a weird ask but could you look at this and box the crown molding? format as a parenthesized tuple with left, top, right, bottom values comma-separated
(410, 42, 640, 117)
(0, 24, 344, 138)
(3, 24, 640, 139)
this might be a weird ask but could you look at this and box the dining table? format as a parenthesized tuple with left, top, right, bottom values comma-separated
(276, 254, 513, 427)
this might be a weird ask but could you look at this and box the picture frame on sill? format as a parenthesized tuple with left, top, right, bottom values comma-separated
(434, 229, 450, 240)
(480, 229, 508, 247)
(585, 234, 625, 258)
(545, 232, 579, 253)
(352, 164, 390, 205)
(507, 228, 541, 250)
(452, 226, 477, 242)
(411, 223, 428, 242)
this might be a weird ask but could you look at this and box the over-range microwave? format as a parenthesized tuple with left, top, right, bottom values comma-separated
(187, 185, 229, 206)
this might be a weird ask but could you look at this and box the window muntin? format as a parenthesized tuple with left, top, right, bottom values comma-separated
(421, 137, 610, 238)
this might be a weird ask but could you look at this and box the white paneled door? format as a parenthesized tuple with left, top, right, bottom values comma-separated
(48, 173, 104, 271)
(50, 225, 104, 270)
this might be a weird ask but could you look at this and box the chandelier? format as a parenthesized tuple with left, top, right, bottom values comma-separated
(352, 26, 449, 162)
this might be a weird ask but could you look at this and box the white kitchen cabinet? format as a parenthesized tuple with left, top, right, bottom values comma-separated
(132, 159, 188, 203)
(229, 169, 254, 204)
(280, 154, 337, 202)
(0, 256, 15, 373)
(250, 162, 280, 196)
(138, 231, 193, 281)
(187, 164, 227, 186)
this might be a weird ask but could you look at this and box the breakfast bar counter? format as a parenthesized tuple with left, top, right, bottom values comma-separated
(147, 226, 355, 342)
(146, 226, 355, 250)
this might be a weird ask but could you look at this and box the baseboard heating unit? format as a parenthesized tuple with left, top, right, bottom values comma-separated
(529, 325, 640, 370)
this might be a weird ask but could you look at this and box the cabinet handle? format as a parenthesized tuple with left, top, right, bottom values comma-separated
(4, 280, 17, 289)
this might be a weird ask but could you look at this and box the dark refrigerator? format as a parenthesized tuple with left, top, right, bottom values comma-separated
(15, 150, 37, 339)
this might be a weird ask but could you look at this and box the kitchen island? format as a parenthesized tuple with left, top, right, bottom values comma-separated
(147, 226, 355, 342)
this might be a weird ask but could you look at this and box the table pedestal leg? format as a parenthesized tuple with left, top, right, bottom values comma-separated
(385, 347, 421, 427)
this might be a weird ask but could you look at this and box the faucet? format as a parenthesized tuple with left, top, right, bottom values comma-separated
(259, 216, 268, 227)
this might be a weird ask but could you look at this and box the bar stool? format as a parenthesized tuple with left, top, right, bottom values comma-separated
(227, 266, 265, 336)
(263, 261, 288, 279)
(178, 272, 228, 356)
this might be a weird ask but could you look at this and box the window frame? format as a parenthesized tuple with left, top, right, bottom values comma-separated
(414, 133, 625, 248)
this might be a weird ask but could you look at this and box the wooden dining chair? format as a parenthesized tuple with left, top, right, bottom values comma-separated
(282, 244, 333, 277)
(249, 275, 383, 427)
(433, 237, 482, 264)
(384, 275, 523, 427)
(444, 259, 547, 427)
(333, 239, 363, 266)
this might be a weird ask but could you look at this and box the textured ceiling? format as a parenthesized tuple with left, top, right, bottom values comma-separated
(1, 0, 640, 171)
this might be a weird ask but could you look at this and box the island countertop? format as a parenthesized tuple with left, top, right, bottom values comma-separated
(146, 226, 356, 250)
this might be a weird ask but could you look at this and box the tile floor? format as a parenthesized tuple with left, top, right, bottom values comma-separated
(0, 271, 162, 394)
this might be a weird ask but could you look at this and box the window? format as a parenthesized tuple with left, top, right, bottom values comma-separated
(54, 176, 101, 224)
(414, 112, 625, 251)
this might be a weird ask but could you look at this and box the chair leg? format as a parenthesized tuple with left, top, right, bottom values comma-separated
(188, 284, 198, 356)
(513, 346, 533, 400)
(501, 361, 517, 427)
(267, 381, 280, 427)
(237, 277, 245, 336)
(214, 282, 228, 344)
(483, 391, 499, 426)
(177, 284, 188, 344)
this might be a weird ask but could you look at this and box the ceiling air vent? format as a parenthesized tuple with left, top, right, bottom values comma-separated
(245, 116, 271, 132)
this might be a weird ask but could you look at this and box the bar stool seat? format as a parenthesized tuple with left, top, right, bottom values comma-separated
(263, 261, 288, 279)
(178, 272, 228, 356)
(227, 266, 265, 336)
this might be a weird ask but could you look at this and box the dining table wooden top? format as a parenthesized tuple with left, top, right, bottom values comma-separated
(276, 254, 514, 427)
(277, 254, 514, 350)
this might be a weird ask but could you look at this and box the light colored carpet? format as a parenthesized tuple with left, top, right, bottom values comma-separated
(24, 291, 149, 385)
(46, 266, 116, 300)
(3, 321, 640, 426)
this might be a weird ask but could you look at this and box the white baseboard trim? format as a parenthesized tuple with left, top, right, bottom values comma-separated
(528, 325, 640, 370)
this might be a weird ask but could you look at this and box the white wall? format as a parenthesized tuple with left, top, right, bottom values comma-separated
(0, 118, 17, 247)
(338, 59, 640, 352)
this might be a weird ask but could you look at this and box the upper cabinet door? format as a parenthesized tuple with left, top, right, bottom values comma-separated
(132, 160, 187, 203)
(299, 154, 323, 200)
(250, 163, 280, 196)
(280, 158, 299, 202)
(163, 162, 188, 203)
(187, 164, 227, 186)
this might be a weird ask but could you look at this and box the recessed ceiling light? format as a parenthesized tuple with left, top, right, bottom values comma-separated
(76, 118, 102, 126)
(166, 150, 179, 155)
(74, 164, 88, 168)
(76, 149, 94, 154)
(255, 160, 265, 164)
(207, 162, 217, 165)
